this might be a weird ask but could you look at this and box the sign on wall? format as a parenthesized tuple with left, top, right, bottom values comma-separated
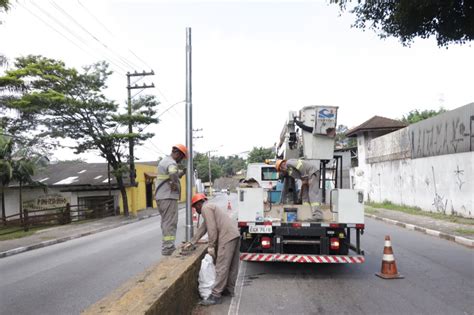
(23, 194, 70, 211)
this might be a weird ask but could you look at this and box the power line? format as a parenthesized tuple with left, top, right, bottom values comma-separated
(49, 0, 138, 71)
(19, 2, 121, 74)
(21, 1, 127, 75)
(76, 0, 153, 70)
(157, 100, 185, 118)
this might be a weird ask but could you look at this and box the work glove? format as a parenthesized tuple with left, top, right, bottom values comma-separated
(207, 247, 216, 261)
(182, 241, 195, 251)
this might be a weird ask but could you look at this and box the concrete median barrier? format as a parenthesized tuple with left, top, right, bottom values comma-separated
(82, 245, 207, 315)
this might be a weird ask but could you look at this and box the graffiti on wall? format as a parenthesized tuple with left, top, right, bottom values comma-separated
(454, 166, 465, 191)
(410, 104, 473, 159)
(431, 166, 448, 214)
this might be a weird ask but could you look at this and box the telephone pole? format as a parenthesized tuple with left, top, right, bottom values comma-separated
(126, 70, 154, 187)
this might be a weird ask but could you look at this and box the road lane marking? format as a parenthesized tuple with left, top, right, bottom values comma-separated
(228, 261, 247, 315)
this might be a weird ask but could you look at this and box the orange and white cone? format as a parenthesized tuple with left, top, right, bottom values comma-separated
(376, 235, 404, 279)
(227, 201, 232, 211)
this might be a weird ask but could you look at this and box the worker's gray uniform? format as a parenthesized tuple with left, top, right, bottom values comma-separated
(286, 159, 323, 220)
(191, 202, 240, 297)
(155, 156, 180, 255)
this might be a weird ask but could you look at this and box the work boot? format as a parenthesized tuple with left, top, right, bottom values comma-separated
(199, 295, 222, 306)
(222, 289, 235, 297)
(162, 247, 176, 256)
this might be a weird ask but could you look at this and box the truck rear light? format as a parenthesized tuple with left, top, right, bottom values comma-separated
(261, 236, 272, 249)
(356, 224, 365, 229)
(264, 221, 272, 226)
(330, 223, 340, 228)
(330, 237, 340, 250)
(238, 222, 247, 227)
(292, 223, 302, 228)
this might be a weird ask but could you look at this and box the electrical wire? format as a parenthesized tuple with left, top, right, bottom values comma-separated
(157, 100, 185, 118)
(76, 0, 153, 70)
(21, 1, 127, 75)
(49, 0, 138, 71)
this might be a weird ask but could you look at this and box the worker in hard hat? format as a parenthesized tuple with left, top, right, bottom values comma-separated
(155, 144, 188, 256)
(183, 193, 240, 305)
(276, 159, 323, 221)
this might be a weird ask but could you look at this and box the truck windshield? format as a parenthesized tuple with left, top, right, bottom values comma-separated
(261, 167, 278, 181)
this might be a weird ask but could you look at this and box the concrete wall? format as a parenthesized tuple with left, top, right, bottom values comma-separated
(351, 103, 474, 218)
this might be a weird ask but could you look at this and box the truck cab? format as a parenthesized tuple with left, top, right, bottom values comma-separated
(245, 163, 278, 190)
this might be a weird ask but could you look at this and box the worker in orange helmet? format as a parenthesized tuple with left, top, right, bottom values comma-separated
(155, 144, 188, 255)
(276, 158, 323, 221)
(183, 193, 240, 305)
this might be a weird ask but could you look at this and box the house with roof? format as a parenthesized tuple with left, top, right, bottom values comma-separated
(2, 161, 188, 219)
(346, 103, 473, 218)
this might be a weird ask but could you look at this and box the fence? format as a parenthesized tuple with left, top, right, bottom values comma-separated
(0, 198, 116, 236)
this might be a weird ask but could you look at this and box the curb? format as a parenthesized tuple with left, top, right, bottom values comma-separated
(0, 212, 161, 259)
(365, 213, 474, 248)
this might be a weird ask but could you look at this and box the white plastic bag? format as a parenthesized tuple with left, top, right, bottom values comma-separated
(198, 254, 216, 299)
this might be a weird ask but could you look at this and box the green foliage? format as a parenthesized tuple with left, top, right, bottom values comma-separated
(193, 153, 246, 183)
(0, 0, 10, 12)
(401, 108, 446, 124)
(193, 152, 221, 183)
(247, 147, 274, 164)
(0, 55, 160, 216)
(335, 124, 356, 148)
(331, 0, 474, 47)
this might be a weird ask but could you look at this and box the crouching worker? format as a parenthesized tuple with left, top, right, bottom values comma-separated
(183, 193, 240, 305)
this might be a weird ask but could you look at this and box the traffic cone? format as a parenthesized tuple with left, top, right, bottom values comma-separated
(376, 235, 404, 279)
(227, 201, 232, 211)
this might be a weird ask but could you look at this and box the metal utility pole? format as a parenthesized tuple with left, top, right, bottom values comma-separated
(185, 27, 193, 241)
(126, 70, 154, 187)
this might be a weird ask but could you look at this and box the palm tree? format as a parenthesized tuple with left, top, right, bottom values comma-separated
(0, 133, 13, 224)
(12, 149, 49, 223)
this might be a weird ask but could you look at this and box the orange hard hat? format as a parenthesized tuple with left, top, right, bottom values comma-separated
(191, 193, 207, 205)
(275, 159, 285, 172)
(172, 144, 188, 158)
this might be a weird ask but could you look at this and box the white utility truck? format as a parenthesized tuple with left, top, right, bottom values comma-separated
(238, 106, 365, 264)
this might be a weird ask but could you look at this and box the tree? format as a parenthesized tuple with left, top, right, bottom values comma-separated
(401, 107, 447, 124)
(247, 147, 274, 163)
(11, 147, 48, 223)
(193, 152, 222, 183)
(331, 0, 474, 47)
(0, 55, 159, 216)
(0, 132, 48, 223)
(335, 124, 357, 148)
(0, 133, 13, 224)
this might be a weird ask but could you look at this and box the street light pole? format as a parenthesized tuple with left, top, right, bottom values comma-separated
(185, 27, 193, 241)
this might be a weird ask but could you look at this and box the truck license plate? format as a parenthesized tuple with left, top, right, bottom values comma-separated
(249, 225, 273, 234)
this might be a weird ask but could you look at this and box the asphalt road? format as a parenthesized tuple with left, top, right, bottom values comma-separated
(205, 195, 474, 315)
(0, 206, 191, 315)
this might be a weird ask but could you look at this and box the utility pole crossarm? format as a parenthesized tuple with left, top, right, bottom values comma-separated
(126, 70, 155, 188)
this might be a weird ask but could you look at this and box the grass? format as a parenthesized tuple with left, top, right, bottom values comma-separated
(0, 226, 47, 241)
(366, 200, 474, 226)
(364, 206, 379, 215)
(454, 228, 474, 235)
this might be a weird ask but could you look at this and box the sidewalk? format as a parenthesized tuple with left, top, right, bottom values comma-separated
(0, 207, 162, 258)
(366, 206, 474, 247)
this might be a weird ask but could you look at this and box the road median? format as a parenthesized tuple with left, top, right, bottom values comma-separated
(82, 245, 206, 315)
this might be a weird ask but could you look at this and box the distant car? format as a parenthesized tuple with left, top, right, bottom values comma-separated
(221, 189, 227, 193)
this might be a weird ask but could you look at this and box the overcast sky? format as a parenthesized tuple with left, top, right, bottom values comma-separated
(1, 0, 473, 162)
